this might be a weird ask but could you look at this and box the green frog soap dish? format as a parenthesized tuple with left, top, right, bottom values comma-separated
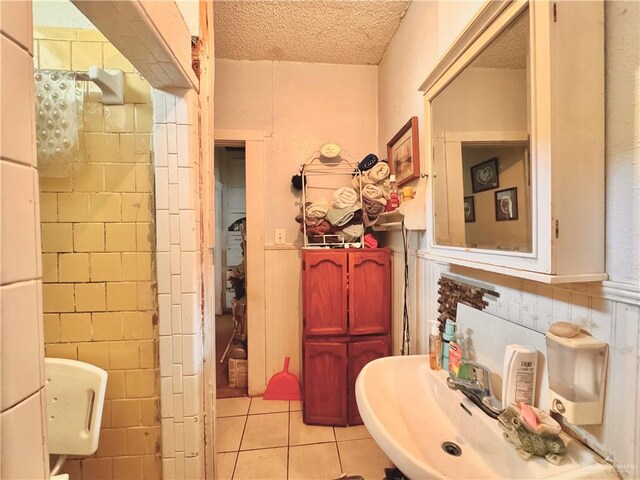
(497, 402, 567, 465)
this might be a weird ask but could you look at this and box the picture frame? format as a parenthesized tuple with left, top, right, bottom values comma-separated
(464, 196, 475, 223)
(387, 116, 420, 187)
(495, 187, 518, 221)
(470, 157, 499, 193)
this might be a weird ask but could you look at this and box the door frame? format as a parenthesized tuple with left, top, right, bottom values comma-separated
(214, 129, 267, 395)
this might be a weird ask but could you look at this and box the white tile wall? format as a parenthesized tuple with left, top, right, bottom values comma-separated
(153, 88, 205, 478)
(1, 280, 44, 411)
(1, 5, 49, 476)
(393, 249, 640, 479)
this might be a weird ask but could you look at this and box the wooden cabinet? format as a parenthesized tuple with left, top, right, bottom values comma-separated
(302, 251, 348, 336)
(302, 249, 391, 426)
(347, 338, 389, 425)
(303, 341, 348, 426)
(348, 250, 390, 336)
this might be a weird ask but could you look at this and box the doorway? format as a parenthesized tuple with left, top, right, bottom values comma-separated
(214, 144, 248, 398)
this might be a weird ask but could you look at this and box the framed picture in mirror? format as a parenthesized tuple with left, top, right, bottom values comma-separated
(387, 117, 420, 187)
(471, 157, 499, 193)
(464, 196, 475, 223)
(495, 187, 518, 221)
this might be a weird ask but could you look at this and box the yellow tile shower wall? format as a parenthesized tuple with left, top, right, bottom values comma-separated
(35, 27, 161, 480)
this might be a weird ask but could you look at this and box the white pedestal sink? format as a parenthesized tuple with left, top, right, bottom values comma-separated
(355, 355, 618, 480)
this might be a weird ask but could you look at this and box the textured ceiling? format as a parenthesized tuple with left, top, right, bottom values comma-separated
(214, 1, 412, 65)
(471, 9, 528, 69)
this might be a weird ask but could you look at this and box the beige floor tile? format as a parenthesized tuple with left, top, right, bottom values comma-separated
(290, 400, 303, 412)
(334, 424, 371, 442)
(216, 452, 237, 480)
(233, 447, 288, 480)
(290, 410, 335, 446)
(240, 412, 288, 450)
(249, 396, 289, 414)
(217, 396, 251, 418)
(338, 438, 392, 479)
(217, 416, 246, 453)
(288, 443, 342, 480)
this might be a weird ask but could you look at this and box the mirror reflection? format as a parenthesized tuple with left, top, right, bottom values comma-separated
(431, 9, 532, 252)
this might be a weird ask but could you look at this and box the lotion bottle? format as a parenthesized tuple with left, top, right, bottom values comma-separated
(502, 344, 538, 407)
(441, 319, 455, 371)
(428, 321, 442, 371)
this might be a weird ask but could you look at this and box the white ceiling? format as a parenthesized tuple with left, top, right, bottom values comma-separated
(214, 0, 412, 65)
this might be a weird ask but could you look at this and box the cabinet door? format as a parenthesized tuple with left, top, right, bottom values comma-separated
(303, 251, 348, 336)
(348, 338, 389, 425)
(348, 250, 390, 335)
(303, 341, 348, 426)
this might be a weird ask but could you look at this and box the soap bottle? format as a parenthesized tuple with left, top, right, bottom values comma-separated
(502, 344, 538, 406)
(386, 175, 400, 212)
(428, 321, 442, 371)
(441, 319, 455, 371)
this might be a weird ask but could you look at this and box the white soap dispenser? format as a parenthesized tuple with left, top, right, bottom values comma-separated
(545, 322, 608, 425)
(502, 344, 538, 407)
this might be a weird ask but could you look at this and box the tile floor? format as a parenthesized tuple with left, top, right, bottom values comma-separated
(216, 396, 393, 480)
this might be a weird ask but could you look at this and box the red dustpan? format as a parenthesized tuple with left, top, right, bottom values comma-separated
(263, 357, 302, 401)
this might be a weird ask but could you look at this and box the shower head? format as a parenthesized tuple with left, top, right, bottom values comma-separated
(76, 67, 124, 105)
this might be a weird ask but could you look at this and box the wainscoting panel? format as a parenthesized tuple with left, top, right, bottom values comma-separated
(265, 247, 303, 381)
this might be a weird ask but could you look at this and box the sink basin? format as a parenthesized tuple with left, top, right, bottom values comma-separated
(355, 355, 617, 480)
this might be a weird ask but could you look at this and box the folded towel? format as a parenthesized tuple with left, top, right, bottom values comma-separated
(343, 209, 363, 227)
(306, 220, 332, 236)
(363, 213, 379, 227)
(295, 202, 312, 223)
(362, 184, 387, 204)
(332, 187, 359, 209)
(306, 198, 332, 219)
(339, 224, 364, 242)
(326, 204, 360, 227)
(305, 217, 325, 228)
(368, 162, 390, 182)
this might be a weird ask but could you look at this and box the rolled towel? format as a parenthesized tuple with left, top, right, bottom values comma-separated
(306, 198, 332, 219)
(351, 174, 374, 190)
(363, 196, 386, 217)
(339, 224, 364, 242)
(326, 204, 360, 227)
(378, 178, 391, 199)
(362, 184, 387, 204)
(332, 187, 359, 209)
(368, 162, 390, 182)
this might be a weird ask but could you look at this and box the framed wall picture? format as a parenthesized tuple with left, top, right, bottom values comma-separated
(387, 116, 420, 187)
(495, 187, 518, 221)
(471, 157, 499, 193)
(464, 196, 475, 223)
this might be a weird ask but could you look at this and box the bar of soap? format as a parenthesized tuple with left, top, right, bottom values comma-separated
(549, 321, 580, 338)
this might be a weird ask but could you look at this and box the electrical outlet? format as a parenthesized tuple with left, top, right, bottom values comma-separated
(275, 229, 286, 244)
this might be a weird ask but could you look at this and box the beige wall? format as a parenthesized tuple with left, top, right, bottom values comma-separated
(215, 59, 378, 247)
(214, 59, 378, 382)
(0, 2, 50, 478)
(34, 26, 161, 480)
(379, 1, 640, 476)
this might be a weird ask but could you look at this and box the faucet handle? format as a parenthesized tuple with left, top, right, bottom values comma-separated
(459, 360, 493, 393)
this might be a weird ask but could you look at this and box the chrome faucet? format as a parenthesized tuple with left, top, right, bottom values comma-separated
(446, 360, 503, 418)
